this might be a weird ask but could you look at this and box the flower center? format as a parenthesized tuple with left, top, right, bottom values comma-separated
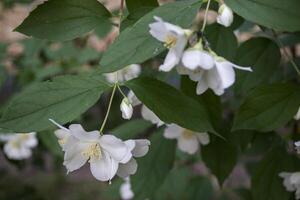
(164, 35, 177, 49)
(10, 134, 30, 148)
(182, 129, 194, 139)
(82, 143, 101, 161)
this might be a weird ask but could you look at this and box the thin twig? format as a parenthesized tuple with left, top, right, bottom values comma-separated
(201, 0, 212, 33)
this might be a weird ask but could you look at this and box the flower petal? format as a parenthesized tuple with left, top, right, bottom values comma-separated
(196, 132, 210, 145)
(132, 139, 151, 157)
(215, 61, 235, 88)
(63, 142, 88, 172)
(149, 16, 169, 42)
(69, 124, 100, 142)
(99, 135, 128, 162)
(90, 150, 119, 181)
(182, 50, 214, 70)
(117, 158, 138, 178)
(120, 140, 135, 164)
(196, 78, 209, 95)
(141, 105, 164, 127)
(177, 135, 199, 154)
(163, 124, 183, 139)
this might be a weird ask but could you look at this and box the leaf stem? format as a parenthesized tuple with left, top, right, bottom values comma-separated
(99, 83, 117, 134)
(272, 30, 300, 77)
(201, 0, 212, 33)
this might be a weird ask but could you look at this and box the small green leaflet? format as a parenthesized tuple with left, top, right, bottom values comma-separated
(16, 0, 112, 41)
(0, 74, 110, 132)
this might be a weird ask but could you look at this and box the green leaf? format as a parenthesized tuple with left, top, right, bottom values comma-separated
(111, 119, 152, 140)
(0, 74, 110, 132)
(224, 0, 300, 32)
(252, 145, 300, 200)
(126, 0, 158, 13)
(131, 130, 176, 200)
(184, 177, 214, 200)
(206, 24, 238, 61)
(125, 77, 216, 134)
(202, 134, 238, 184)
(15, 0, 112, 41)
(234, 37, 281, 95)
(100, 0, 202, 73)
(233, 83, 300, 132)
(38, 131, 63, 158)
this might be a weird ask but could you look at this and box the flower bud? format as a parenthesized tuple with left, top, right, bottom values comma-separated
(217, 4, 234, 27)
(120, 98, 133, 120)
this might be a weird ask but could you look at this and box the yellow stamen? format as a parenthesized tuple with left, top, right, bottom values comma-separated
(164, 35, 177, 49)
(82, 143, 101, 161)
(182, 129, 194, 139)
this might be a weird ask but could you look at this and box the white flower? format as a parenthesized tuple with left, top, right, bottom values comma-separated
(117, 139, 150, 178)
(120, 98, 133, 120)
(149, 16, 191, 72)
(50, 120, 131, 182)
(0, 132, 37, 160)
(295, 141, 300, 154)
(294, 107, 300, 120)
(179, 52, 252, 96)
(141, 105, 164, 127)
(120, 177, 134, 200)
(279, 172, 300, 199)
(163, 124, 209, 154)
(105, 64, 141, 84)
(217, 4, 234, 27)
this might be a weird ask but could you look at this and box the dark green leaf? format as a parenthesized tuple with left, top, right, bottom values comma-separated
(126, 0, 158, 14)
(252, 145, 300, 200)
(206, 24, 238, 61)
(224, 0, 300, 32)
(185, 177, 214, 200)
(100, 0, 202, 73)
(0, 74, 110, 132)
(234, 37, 281, 95)
(131, 130, 176, 200)
(202, 134, 238, 184)
(125, 77, 216, 134)
(38, 131, 63, 158)
(233, 83, 300, 132)
(111, 119, 152, 140)
(16, 0, 112, 41)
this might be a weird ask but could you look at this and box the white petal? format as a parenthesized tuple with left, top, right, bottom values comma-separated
(99, 135, 128, 162)
(189, 70, 204, 82)
(90, 150, 119, 181)
(182, 50, 214, 70)
(215, 61, 235, 88)
(149, 17, 169, 42)
(124, 64, 141, 81)
(117, 158, 138, 178)
(54, 129, 70, 140)
(63, 142, 88, 172)
(22, 133, 38, 148)
(0, 134, 15, 142)
(294, 107, 300, 120)
(159, 48, 181, 72)
(177, 135, 199, 154)
(120, 99, 133, 120)
(132, 139, 150, 157)
(196, 132, 210, 145)
(69, 124, 100, 142)
(121, 140, 135, 164)
(279, 172, 296, 192)
(196, 78, 209, 95)
(120, 178, 134, 199)
(217, 4, 234, 27)
(127, 90, 141, 107)
(4, 143, 31, 160)
(141, 105, 164, 126)
(163, 124, 183, 139)
(105, 72, 118, 83)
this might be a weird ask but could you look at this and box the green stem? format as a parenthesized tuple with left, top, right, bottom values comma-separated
(99, 84, 117, 134)
(117, 85, 127, 99)
(201, 0, 212, 33)
(272, 30, 300, 77)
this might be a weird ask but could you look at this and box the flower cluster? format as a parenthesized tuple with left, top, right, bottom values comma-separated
(0, 132, 38, 160)
(280, 172, 300, 199)
(50, 119, 150, 182)
(105, 64, 141, 84)
(149, 16, 252, 96)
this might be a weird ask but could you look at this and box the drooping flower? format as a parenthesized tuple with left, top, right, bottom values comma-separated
(295, 141, 300, 154)
(279, 172, 300, 199)
(120, 98, 133, 120)
(126, 91, 164, 126)
(50, 120, 131, 182)
(163, 124, 209, 154)
(0, 132, 37, 160)
(217, 4, 234, 27)
(120, 177, 134, 200)
(105, 64, 141, 84)
(179, 50, 252, 96)
(294, 107, 300, 120)
(117, 139, 150, 178)
(149, 16, 192, 72)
